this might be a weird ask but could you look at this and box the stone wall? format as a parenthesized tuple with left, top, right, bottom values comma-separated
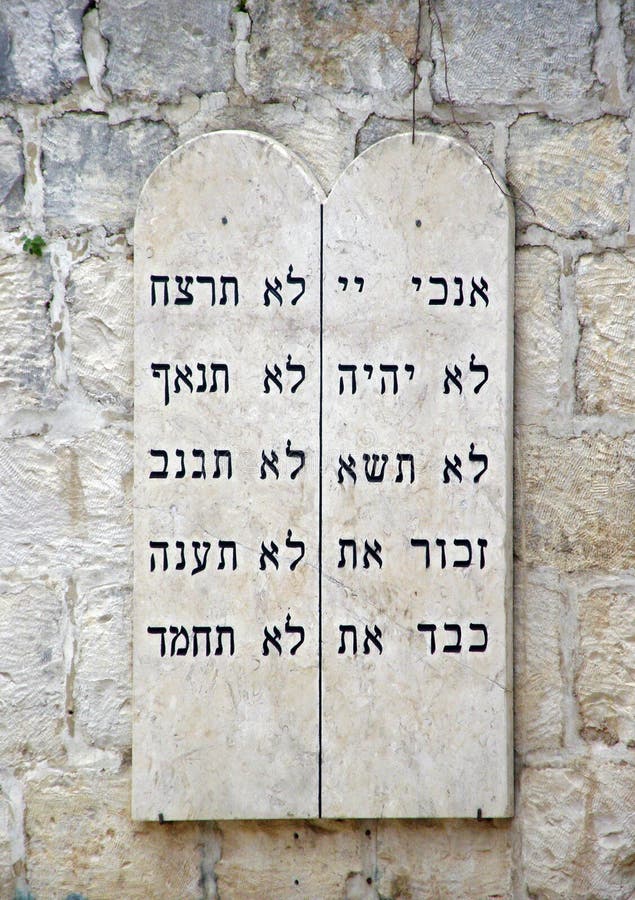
(0, 1, 633, 897)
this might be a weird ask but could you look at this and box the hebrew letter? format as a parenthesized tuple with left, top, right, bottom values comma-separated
(417, 623, 436, 654)
(429, 275, 448, 305)
(218, 540, 237, 570)
(170, 625, 189, 657)
(220, 275, 238, 306)
(337, 454, 357, 484)
(354, 275, 364, 292)
(443, 364, 463, 394)
(363, 363, 373, 381)
(150, 275, 170, 306)
(210, 362, 229, 393)
(411, 275, 422, 292)
(470, 276, 489, 307)
(469, 623, 488, 652)
(151, 362, 170, 406)
(149, 541, 168, 572)
(285, 530, 305, 571)
(477, 537, 488, 569)
(174, 448, 186, 478)
(195, 275, 216, 306)
(262, 625, 282, 656)
(196, 362, 207, 392)
(149, 449, 168, 479)
(285, 613, 305, 655)
(337, 275, 348, 291)
(443, 624, 462, 653)
(363, 539, 383, 569)
(338, 538, 357, 569)
(174, 275, 194, 305)
(410, 538, 430, 568)
(404, 363, 415, 381)
(147, 626, 167, 656)
(286, 354, 305, 393)
(435, 538, 447, 569)
(451, 276, 463, 306)
(192, 448, 206, 479)
(338, 363, 357, 395)
(263, 363, 283, 394)
(191, 540, 211, 575)
(453, 538, 472, 567)
(285, 440, 305, 479)
(192, 625, 212, 657)
(396, 453, 415, 484)
(286, 265, 305, 305)
(469, 442, 488, 483)
(215, 626, 235, 656)
(379, 363, 398, 395)
(259, 540, 279, 570)
(443, 454, 463, 483)
(213, 449, 232, 479)
(338, 625, 357, 654)
(174, 364, 193, 395)
(263, 275, 283, 306)
(363, 452, 388, 482)
(175, 541, 186, 570)
(469, 354, 489, 393)
(260, 449, 279, 480)
(363, 625, 383, 654)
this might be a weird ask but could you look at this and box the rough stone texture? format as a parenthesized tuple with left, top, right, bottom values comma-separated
(0, 0, 86, 103)
(576, 587, 635, 747)
(42, 115, 176, 232)
(100, 0, 234, 102)
(507, 115, 630, 237)
(67, 252, 133, 405)
(0, 119, 24, 226)
(0, 793, 14, 897)
(25, 772, 204, 898)
(356, 114, 495, 167)
(624, 3, 635, 94)
(0, 253, 57, 414)
(575, 251, 635, 415)
(430, 0, 598, 109)
(514, 246, 562, 425)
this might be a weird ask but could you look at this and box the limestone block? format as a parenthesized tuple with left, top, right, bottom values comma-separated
(624, 4, 635, 95)
(42, 115, 175, 232)
(100, 0, 233, 101)
(507, 116, 629, 238)
(515, 430, 635, 572)
(576, 587, 635, 746)
(0, 0, 85, 102)
(0, 793, 14, 898)
(67, 253, 133, 405)
(25, 772, 203, 898)
(514, 247, 562, 425)
(586, 762, 635, 897)
(0, 572, 66, 767)
(430, 0, 598, 108)
(575, 251, 635, 416)
(0, 119, 24, 226)
(216, 821, 367, 899)
(356, 115, 495, 168)
(514, 569, 565, 754)
(0, 253, 57, 414)
(375, 819, 511, 899)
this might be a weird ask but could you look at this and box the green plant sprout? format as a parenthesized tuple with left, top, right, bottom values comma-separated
(22, 235, 46, 257)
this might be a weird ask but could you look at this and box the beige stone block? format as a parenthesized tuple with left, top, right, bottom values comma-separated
(356, 116, 495, 169)
(507, 116, 629, 238)
(216, 820, 367, 899)
(585, 763, 635, 898)
(375, 819, 511, 899)
(576, 587, 635, 746)
(0, 792, 17, 897)
(68, 253, 133, 405)
(515, 430, 635, 572)
(25, 772, 203, 898)
(514, 247, 562, 425)
(575, 251, 635, 416)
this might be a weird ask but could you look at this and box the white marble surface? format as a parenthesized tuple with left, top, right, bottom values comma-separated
(133, 131, 514, 820)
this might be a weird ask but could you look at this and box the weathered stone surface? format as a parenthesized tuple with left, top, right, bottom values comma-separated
(376, 819, 511, 899)
(430, 0, 598, 108)
(0, 0, 86, 102)
(515, 430, 635, 572)
(0, 119, 24, 226)
(100, 0, 233, 101)
(507, 116, 629, 237)
(624, 3, 635, 95)
(0, 253, 57, 413)
(514, 246, 562, 425)
(216, 821, 367, 898)
(576, 587, 635, 746)
(25, 772, 204, 898)
(0, 792, 14, 898)
(42, 115, 175, 232)
(0, 572, 66, 767)
(356, 115, 495, 167)
(575, 251, 635, 416)
(68, 253, 133, 405)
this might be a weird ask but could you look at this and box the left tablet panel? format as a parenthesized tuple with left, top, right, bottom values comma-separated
(133, 131, 324, 820)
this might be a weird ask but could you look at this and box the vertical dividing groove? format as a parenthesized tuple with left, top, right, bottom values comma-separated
(318, 203, 324, 818)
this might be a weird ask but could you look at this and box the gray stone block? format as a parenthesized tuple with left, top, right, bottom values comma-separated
(0, 118, 24, 226)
